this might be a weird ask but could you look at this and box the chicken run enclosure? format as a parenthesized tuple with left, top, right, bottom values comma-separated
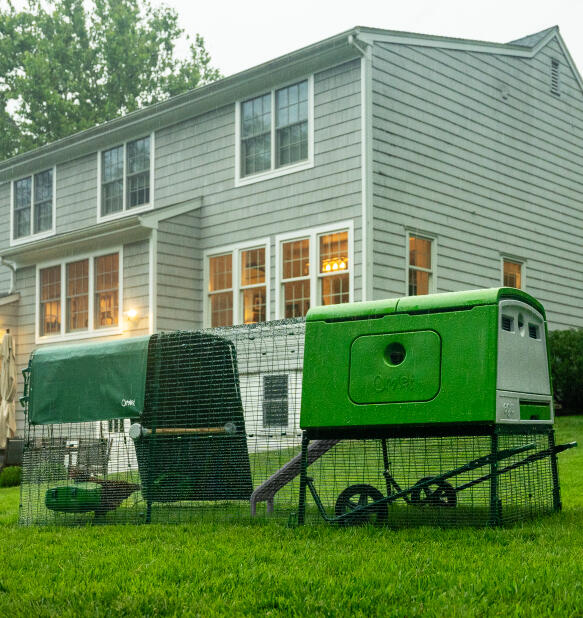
(19, 289, 575, 527)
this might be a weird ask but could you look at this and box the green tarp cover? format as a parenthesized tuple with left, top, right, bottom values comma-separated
(28, 336, 150, 425)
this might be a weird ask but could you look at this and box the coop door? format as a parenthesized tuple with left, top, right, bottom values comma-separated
(349, 330, 441, 404)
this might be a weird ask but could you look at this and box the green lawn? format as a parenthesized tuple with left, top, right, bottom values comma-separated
(1, 418, 582, 616)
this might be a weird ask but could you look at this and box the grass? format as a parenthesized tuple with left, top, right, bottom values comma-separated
(1, 418, 582, 616)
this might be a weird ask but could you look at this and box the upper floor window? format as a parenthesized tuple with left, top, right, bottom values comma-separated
(206, 241, 269, 327)
(38, 251, 120, 341)
(236, 77, 313, 185)
(100, 136, 151, 218)
(276, 222, 353, 319)
(503, 258, 523, 289)
(408, 233, 435, 296)
(12, 168, 55, 243)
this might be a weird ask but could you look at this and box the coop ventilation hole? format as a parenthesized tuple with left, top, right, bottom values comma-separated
(528, 324, 539, 339)
(501, 315, 513, 332)
(384, 342, 406, 366)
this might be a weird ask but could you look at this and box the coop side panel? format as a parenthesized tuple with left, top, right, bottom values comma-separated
(156, 210, 201, 332)
(371, 38, 583, 329)
(155, 59, 364, 316)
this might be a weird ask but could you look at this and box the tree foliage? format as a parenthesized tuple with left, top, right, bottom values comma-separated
(0, 0, 221, 160)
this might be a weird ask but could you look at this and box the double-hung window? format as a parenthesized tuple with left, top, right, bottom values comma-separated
(206, 241, 269, 327)
(502, 258, 524, 289)
(237, 77, 313, 184)
(100, 136, 151, 218)
(38, 251, 121, 340)
(277, 223, 353, 318)
(12, 169, 55, 242)
(407, 234, 435, 296)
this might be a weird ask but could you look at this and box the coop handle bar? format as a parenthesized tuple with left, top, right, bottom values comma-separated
(317, 441, 538, 524)
(129, 422, 237, 440)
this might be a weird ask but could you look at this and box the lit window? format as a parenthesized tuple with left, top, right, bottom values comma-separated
(39, 266, 61, 337)
(66, 260, 89, 332)
(239, 79, 311, 180)
(277, 225, 352, 318)
(38, 252, 120, 339)
(208, 254, 233, 327)
(282, 239, 310, 318)
(13, 169, 54, 241)
(503, 259, 522, 289)
(95, 254, 119, 328)
(263, 375, 288, 427)
(319, 232, 349, 306)
(241, 248, 266, 324)
(101, 136, 150, 217)
(206, 242, 269, 327)
(408, 235, 433, 296)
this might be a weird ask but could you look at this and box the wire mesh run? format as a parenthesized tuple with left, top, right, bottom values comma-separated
(19, 319, 559, 527)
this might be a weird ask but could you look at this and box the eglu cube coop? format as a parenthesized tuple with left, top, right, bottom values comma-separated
(19, 288, 575, 527)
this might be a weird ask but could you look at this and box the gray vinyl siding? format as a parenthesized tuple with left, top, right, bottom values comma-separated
(371, 38, 583, 329)
(11, 241, 150, 433)
(0, 182, 9, 250)
(156, 59, 363, 316)
(56, 153, 98, 234)
(157, 211, 201, 331)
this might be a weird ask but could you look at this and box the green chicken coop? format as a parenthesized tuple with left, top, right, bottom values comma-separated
(297, 288, 575, 526)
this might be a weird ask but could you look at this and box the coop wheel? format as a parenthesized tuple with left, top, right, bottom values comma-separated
(410, 477, 457, 507)
(334, 484, 388, 526)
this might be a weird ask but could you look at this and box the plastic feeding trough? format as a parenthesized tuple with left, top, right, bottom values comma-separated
(296, 288, 576, 527)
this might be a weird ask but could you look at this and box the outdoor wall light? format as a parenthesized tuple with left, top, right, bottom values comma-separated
(125, 308, 139, 321)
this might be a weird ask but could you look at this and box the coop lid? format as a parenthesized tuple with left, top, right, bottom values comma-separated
(28, 336, 150, 425)
(306, 288, 545, 322)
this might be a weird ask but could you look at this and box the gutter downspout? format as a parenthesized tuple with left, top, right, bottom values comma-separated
(348, 33, 373, 302)
(0, 257, 17, 295)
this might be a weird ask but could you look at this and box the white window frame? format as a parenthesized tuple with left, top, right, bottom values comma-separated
(501, 255, 526, 290)
(35, 247, 123, 344)
(275, 220, 354, 319)
(234, 75, 314, 187)
(97, 133, 155, 223)
(406, 231, 437, 296)
(203, 238, 271, 327)
(10, 166, 57, 246)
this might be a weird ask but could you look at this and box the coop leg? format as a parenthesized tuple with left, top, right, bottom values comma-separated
(548, 430, 562, 512)
(488, 432, 502, 526)
(146, 500, 152, 524)
(298, 433, 310, 526)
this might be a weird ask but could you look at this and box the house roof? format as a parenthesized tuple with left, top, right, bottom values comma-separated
(0, 25, 578, 181)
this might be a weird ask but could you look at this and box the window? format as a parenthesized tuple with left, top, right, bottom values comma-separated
(551, 59, 560, 96)
(100, 136, 151, 218)
(108, 419, 125, 433)
(503, 259, 523, 289)
(408, 234, 434, 296)
(237, 77, 313, 184)
(38, 251, 120, 340)
(263, 375, 288, 428)
(12, 168, 54, 242)
(206, 241, 269, 327)
(277, 223, 352, 318)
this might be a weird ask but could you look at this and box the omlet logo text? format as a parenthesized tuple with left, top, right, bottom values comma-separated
(121, 398, 136, 407)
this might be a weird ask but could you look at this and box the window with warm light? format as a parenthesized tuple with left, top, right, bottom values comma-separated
(408, 235, 433, 296)
(277, 225, 352, 318)
(319, 231, 349, 305)
(206, 241, 269, 327)
(37, 250, 121, 340)
(503, 259, 522, 289)
(282, 238, 310, 318)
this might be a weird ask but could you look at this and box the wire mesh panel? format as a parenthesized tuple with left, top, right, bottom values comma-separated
(19, 319, 561, 528)
(20, 320, 305, 525)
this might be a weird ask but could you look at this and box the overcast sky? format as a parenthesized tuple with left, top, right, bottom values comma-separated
(152, 0, 583, 78)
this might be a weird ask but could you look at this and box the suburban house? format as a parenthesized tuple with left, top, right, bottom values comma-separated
(1, 25, 582, 438)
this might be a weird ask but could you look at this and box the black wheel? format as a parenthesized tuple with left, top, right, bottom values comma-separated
(410, 477, 457, 507)
(334, 484, 388, 526)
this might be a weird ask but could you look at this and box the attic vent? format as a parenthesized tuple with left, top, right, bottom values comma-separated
(528, 324, 540, 339)
(551, 59, 560, 96)
(501, 315, 513, 332)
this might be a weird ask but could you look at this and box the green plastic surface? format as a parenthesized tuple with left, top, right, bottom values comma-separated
(45, 483, 102, 513)
(349, 330, 441, 404)
(28, 336, 150, 425)
(520, 403, 551, 421)
(305, 287, 545, 322)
